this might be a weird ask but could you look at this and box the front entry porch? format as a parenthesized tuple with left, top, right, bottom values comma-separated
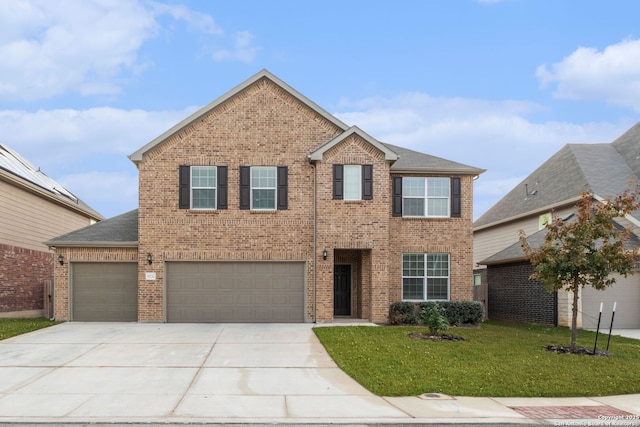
(333, 249, 371, 320)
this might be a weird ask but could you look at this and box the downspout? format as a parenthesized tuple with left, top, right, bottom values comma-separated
(310, 158, 317, 323)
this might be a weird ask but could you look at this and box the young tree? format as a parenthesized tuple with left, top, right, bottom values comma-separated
(520, 186, 640, 350)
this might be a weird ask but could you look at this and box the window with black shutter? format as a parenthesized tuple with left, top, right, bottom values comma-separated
(333, 164, 373, 201)
(179, 165, 227, 210)
(333, 164, 343, 200)
(451, 177, 461, 218)
(239, 166, 251, 210)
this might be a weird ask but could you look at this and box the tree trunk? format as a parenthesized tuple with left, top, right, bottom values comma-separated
(570, 277, 579, 350)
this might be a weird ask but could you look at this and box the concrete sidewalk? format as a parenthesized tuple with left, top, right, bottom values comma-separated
(0, 322, 638, 425)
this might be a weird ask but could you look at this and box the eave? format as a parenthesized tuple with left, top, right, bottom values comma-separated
(0, 168, 103, 221)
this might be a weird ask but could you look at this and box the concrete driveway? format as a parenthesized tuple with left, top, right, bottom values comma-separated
(1, 322, 638, 425)
(0, 322, 414, 423)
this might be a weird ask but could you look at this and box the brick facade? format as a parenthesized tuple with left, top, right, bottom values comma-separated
(487, 261, 557, 325)
(0, 243, 53, 316)
(53, 72, 480, 323)
(52, 247, 138, 320)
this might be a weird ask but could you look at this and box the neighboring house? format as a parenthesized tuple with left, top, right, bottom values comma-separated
(473, 124, 640, 329)
(0, 144, 102, 318)
(47, 69, 484, 323)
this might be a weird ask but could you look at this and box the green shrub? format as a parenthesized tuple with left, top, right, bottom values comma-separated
(420, 303, 449, 335)
(389, 301, 484, 325)
(388, 301, 417, 325)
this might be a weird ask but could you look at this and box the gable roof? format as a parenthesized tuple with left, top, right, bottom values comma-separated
(309, 125, 399, 161)
(46, 209, 138, 247)
(474, 125, 640, 229)
(0, 143, 103, 220)
(129, 69, 350, 164)
(130, 69, 485, 175)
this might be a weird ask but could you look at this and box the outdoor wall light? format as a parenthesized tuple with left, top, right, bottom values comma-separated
(322, 249, 328, 261)
(147, 253, 153, 265)
(57, 255, 64, 266)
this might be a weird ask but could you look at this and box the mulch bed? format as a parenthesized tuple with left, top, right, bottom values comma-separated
(408, 332, 466, 341)
(544, 345, 611, 357)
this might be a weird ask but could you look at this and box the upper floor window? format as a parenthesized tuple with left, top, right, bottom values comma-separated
(333, 164, 373, 201)
(179, 165, 227, 210)
(402, 253, 450, 301)
(403, 177, 449, 217)
(240, 166, 288, 211)
(392, 176, 461, 218)
(191, 166, 217, 209)
(251, 166, 276, 210)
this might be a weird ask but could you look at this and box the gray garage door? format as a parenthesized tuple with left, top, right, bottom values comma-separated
(166, 261, 305, 323)
(72, 262, 138, 322)
(582, 274, 640, 329)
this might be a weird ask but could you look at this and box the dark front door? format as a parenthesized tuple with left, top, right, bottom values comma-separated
(334, 264, 351, 316)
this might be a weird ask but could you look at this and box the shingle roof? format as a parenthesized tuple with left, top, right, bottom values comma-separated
(480, 214, 640, 265)
(0, 144, 103, 220)
(474, 124, 640, 229)
(384, 143, 485, 174)
(46, 209, 138, 247)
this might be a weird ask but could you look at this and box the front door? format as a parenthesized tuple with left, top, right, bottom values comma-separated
(334, 264, 351, 316)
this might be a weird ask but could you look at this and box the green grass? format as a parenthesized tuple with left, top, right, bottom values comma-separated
(314, 321, 640, 397)
(0, 318, 58, 341)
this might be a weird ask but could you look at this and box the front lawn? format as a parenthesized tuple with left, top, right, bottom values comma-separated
(0, 318, 58, 341)
(313, 321, 640, 397)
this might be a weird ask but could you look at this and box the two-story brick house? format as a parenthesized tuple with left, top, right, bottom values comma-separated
(48, 70, 484, 323)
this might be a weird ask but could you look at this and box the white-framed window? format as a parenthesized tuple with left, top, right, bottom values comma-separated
(251, 166, 276, 210)
(343, 165, 362, 200)
(473, 274, 482, 286)
(402, 253, 450, 301)
(191, 166, 217, 209)
(402, 177, 450, 217)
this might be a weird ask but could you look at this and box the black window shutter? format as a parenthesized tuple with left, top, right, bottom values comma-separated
(217, 166, 228, 209)
(179, 165, 190, 209)
(277, 166, 288, 210)
(362, 164, 373, 200)
(239, 166, 250, 210)
(392, 176, 403, 217)
(333, 164, 343, 200)
(451, 177, 461, 218)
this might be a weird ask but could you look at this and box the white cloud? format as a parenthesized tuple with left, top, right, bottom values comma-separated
(212, 31, 259, 63)
(0, 105, 199, 218)
(335, 93, 632, 219)
(149, 1, 223, 35)
(57, 171, 138, 217)
(0, 106, 198, 170)
(0, 0, 158, 100)
(0, 0, 257, 102)
(537, 38, 640, 111)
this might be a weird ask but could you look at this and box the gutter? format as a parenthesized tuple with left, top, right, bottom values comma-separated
(44, 241, 139, 248)
(309, 158, 317, 323)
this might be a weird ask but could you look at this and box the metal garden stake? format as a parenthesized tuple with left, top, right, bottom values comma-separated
(606, 302, 617, 352)
(593, 302, 603, 355)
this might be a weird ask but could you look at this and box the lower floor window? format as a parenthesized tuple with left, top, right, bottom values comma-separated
(402, 253, 450, 301)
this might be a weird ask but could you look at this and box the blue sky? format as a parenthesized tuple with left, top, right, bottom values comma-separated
(2, 0, 640, 220)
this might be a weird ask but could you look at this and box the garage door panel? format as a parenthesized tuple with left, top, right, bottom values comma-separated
(72, 263, 138, 322)
(166, 261, 304, 323)
(582, 275, 640, 328)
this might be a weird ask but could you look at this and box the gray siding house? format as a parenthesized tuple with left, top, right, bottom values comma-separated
(474, 124, 640, 328)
